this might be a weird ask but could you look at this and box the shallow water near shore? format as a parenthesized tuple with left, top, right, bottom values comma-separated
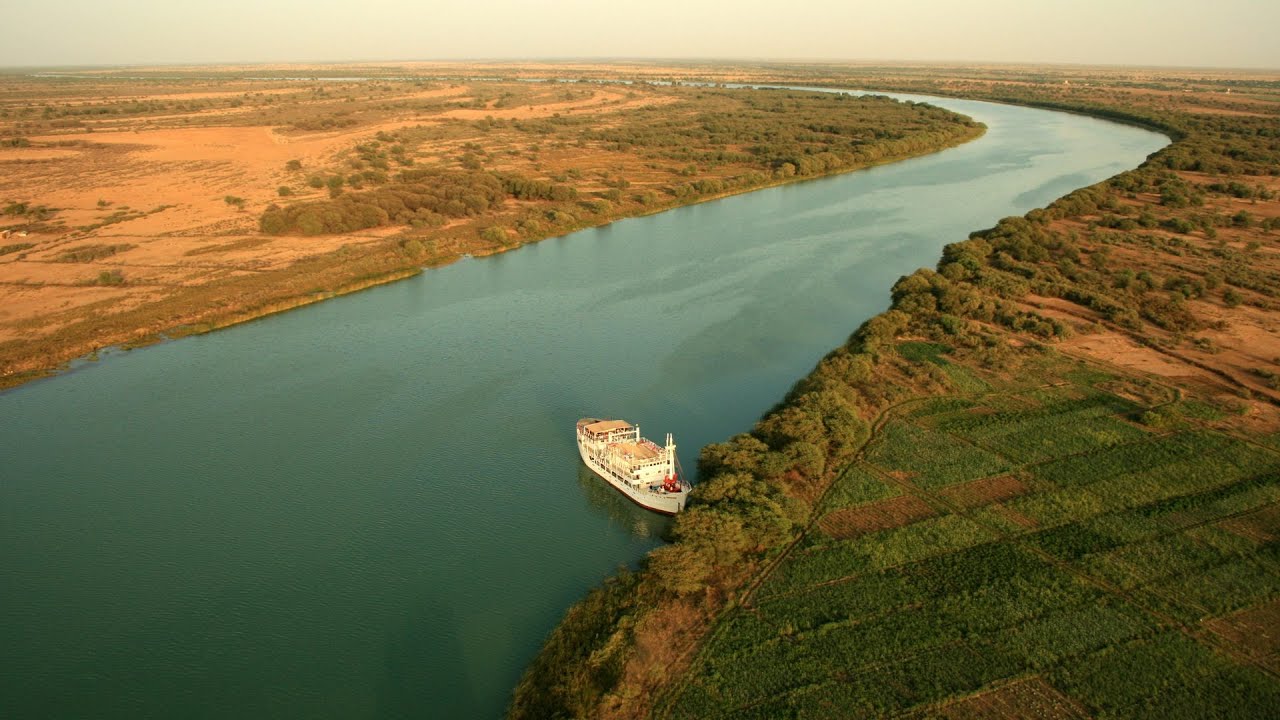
(0, 91, 1165, 718)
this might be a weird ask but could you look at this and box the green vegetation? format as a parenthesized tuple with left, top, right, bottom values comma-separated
(865, 419, 1010, 488)
(0, 242, 34, 256)
(3, 64, 1277, 717)
(53, 243, 134, 262)
(512, 65, 1280, 720)
(662, 356, 1279, 717)
(260, 169, 507, 234)
(259, 88, 982, 239)
(583, 90, 979, 179)
(94, 269, 125, 285)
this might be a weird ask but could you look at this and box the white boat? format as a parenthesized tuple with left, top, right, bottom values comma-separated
(576, 418, 690, 515)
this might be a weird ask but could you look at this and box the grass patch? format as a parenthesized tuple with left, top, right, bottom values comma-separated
(899, 340, 991, 392)
(184, 238, 270, 256)
(898, 341, 953, 364)
(0, 242, 34, 256)
(866, 420, 1010, 489)
(53, 243, 134, 262)
(818, 462, 900, 511)
(668, 368, 1280, 717)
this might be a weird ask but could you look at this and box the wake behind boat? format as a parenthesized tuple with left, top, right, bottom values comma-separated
(576, 418, 690, 515)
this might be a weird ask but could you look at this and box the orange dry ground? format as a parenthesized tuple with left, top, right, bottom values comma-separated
(0, 75, 677, 373)
(1011, 170, 1280, 425)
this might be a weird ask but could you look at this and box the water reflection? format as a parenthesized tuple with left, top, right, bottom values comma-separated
(576, 464, 673, 540)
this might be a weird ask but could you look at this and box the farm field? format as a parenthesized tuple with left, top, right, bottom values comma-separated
(510, 63, 1280, 720)
(659, 345, 1280, 718)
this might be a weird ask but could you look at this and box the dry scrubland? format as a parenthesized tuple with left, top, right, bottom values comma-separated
(507, 64, 1280, 720)
(0, 67, 980, 386)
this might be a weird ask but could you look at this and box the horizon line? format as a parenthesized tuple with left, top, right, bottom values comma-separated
(3, 57, 1278, 74)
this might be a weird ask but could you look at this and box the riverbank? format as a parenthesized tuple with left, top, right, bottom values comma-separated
(509, 66, 1280, 719)
(0, 80, 982, 391)
(0, 76, 1165, 720)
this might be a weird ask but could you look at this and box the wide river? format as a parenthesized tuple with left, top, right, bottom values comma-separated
(0, 90, 1165, 718)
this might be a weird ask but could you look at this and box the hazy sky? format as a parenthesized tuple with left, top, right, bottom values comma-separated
(4, 0, 1278, 69)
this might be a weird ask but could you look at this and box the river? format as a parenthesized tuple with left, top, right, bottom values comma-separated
(0, 91, 1166, 718)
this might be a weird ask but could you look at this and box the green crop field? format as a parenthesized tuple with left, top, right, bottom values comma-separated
(657, 349, 1280, 719)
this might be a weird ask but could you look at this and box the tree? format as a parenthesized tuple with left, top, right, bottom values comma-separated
(480, 226, 508, 244)
(671, 507, 751, 567)
(647, 544, 711, 596)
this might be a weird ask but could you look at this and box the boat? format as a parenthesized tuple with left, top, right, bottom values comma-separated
(576, 418, 690, 515)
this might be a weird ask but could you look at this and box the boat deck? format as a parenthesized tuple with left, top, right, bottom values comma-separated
(609, 441, 662, 461)
(581, 419, 633, 435)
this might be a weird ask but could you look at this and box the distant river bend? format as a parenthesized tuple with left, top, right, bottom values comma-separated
(0, 90, 1167, 719)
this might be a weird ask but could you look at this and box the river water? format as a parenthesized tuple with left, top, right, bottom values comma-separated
(0, 92, 1165, 718)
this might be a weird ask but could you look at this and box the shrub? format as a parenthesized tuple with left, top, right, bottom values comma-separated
(480, 226, 508, 244)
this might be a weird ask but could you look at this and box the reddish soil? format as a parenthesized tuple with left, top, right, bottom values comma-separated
(818, 495, 937, 539)
(1203, 597, 1280, 673)
(922, 676, 1090, 719)
(1217, 504, 1280, 544)
(939, 475, 1029, 510)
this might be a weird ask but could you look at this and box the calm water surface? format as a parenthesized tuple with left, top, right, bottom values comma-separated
(0, 92, 1165, 718)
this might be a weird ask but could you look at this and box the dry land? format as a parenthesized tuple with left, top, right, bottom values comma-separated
(0, 67, 981, 386)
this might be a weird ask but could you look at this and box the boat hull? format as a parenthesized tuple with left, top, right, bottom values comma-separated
(577, 445, 686, 515)
(575, 425, 687, 515)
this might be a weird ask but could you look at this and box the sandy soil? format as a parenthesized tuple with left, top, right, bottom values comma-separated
(436, 90, 672, 120)
(0, 78, 680, 355)
(1058, 333, 1203, 379)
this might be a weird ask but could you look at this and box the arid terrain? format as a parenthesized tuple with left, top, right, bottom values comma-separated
(0, 76, 676, 373)
(0, 65, 981, 385)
